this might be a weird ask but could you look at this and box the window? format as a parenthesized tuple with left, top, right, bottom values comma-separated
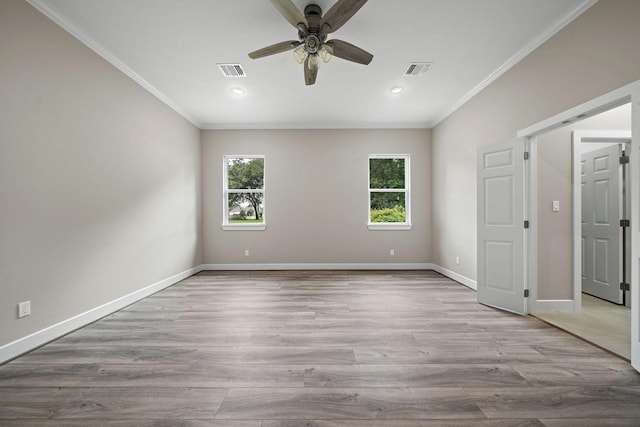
(222, 155, 265, 230)
(368, 154, 411, 230)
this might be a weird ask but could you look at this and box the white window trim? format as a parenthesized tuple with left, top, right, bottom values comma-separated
(368, 154, 412, 231)
(222, 155, 266, 231)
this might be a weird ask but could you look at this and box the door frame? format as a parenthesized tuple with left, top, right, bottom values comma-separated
(516, 78, 640, 370)
(572, 131, 632, 311)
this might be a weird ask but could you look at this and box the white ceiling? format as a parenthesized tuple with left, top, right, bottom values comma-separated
(30, 0, 594, 129)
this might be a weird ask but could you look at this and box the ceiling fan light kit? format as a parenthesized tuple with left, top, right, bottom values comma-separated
(248, 0, 373, 86)
(292, 44, 308, 64)
(319, 44, 334, 63)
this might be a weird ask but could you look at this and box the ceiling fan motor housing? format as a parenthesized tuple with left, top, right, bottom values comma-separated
(300, 3, 326, 55)
(304, 4, 323, 34)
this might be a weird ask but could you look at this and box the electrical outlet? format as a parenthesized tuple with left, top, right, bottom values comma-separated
(18, 301, 31, 318)
(244, 249, 249, 257)
(390, 249, 395, 256)
(455, 256, 460, 265)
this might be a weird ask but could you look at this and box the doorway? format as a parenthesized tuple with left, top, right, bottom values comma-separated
(515, 87, 640, 369)
(476, 79, 640, 369)
(536, 129, 633, 359)
(477, 79, 640, 370)
(530, 106, 632, 359)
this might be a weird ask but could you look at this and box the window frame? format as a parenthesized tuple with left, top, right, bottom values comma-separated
(222, 154, 266, 231)
(367, 154, 412, 231)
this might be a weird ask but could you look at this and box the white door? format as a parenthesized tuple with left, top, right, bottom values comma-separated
(581, 144, 622, 304)
(477, 138, 527, 314)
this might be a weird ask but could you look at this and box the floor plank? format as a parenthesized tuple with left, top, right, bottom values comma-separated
(0, 422, 258, 427)
(16, 345, 357, 366)
(0, 363, 304, 388)
(216, 387, 485, 420)
(0, 387, 226, 419)
(468, 386, 640, 419)
(303, 364, 529, 387)
(260, 421, 544, 427)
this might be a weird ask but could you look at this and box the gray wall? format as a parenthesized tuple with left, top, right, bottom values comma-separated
(202, 129, 432, 265)
(432, 0, 640, 284)
(537, 104, 631, 300)
(0, 0, 202, 347)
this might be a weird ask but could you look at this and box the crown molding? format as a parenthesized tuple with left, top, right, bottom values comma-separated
(200, 121, 433, 130)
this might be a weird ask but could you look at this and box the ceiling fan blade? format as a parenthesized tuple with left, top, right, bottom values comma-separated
(321, 0, 368, 33)
(249, 40, 301, 59)
(304, 56, 318, 86)
(270, 0, 308, 28)
(326, 39, 373, 65)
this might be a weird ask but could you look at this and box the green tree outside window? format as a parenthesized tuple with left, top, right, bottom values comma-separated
(225, 157, 265, 224)
(369, 156, 409, 224)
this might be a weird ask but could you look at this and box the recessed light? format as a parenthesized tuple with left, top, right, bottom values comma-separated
(230, 87, 245, 96)
(390, 86, 404, 94)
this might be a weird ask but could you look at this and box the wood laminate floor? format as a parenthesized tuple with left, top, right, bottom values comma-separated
(2, 270, 640, 426)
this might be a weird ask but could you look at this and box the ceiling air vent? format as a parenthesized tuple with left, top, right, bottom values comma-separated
(218, 63, 246, 78)
(404, 62, 432, 76)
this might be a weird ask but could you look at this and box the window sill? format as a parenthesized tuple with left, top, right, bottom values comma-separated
(367, 223, 412, 231)
(222, 223, 267, 231)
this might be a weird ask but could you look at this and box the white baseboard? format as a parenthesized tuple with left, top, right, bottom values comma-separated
(431, 264, 477, 290)
(202, 263, 434, 271)
(0, 265, 203, 364)
(532, 299, 575, 312)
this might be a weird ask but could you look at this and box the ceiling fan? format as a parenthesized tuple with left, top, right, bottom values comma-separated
(248, 0, 373, 85)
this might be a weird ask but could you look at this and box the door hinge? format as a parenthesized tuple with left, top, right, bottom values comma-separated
(620, 283, 630, 291)
(524, 289, 530, 298)
(620, 155, 630, 164)
(524, 152, 530, 161)
(524, 220, 530, 229)
(621, 219, 630, 227)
